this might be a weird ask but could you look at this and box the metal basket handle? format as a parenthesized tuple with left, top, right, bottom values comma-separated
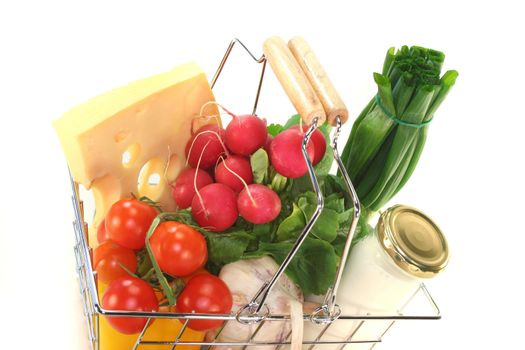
(284, 37, 361, 322)
(210, 37, 359, 324)
(310, 118, 361, 324)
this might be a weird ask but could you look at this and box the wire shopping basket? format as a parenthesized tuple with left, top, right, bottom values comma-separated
(70, 37, 441, 350)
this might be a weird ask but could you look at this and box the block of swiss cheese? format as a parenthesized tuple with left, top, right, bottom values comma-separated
(54, 62, 219, 245)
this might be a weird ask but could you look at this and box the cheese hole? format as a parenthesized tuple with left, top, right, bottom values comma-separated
(137, 157, 166, 200)
(122, 143, 141, 168)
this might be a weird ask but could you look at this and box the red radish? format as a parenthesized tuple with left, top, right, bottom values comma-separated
(289, 125, 327, 165)
(225, 114, 267, 156)
(237, 184, 281, 224)
(269, 128, 315, 178)
(263, 134, 273, 153)
(185, 124, 227, 169)
(191, 183, 238, 232)
(215, 155, 253, 193)
(171, 168, 213, 209)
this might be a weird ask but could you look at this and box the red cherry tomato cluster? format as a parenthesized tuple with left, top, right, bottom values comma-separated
(172, 108, 326, 232)
(95, 197, 233, 334)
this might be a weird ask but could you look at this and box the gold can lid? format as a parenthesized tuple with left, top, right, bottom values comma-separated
(377, 205, 449, 279)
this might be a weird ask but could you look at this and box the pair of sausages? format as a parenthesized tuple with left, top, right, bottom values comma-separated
(263, 36, 348, 126)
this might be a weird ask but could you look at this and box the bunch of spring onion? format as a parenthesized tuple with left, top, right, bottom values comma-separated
(341, 46, 458, 212)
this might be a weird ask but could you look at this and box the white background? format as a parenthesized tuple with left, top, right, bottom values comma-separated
(1, 1, 524, 349)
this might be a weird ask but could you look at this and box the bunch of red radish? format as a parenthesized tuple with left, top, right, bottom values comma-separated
(171, 105, 327, 232)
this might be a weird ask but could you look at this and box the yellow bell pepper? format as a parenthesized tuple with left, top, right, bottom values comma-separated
(98, 283, 204, 350)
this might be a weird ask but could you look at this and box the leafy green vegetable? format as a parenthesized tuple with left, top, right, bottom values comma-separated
(337, 208, 353, 226)
(313, 145, 334, 178)
(252, 223, 272, 243)
(289, 175, 311, 199)
(250, 148, 269, 184)
(324, 193, 344, 212)
(275, 190, 350, 244)
(301, 203, 339, 242)
(298, 193, 339, 243)
(276, 203, 306, 241)
(245, 238, 338, 295)
(267, 123, 284, 136)
(203, 230, 255, 266)
(269, 171, 288, 193)
(341, 45, 457, 212)
(322, 174, 352, 209)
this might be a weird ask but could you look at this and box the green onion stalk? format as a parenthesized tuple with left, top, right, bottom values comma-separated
(341, 46, 458, 213)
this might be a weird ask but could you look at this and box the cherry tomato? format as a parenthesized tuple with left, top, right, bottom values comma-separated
(176, 274, 233, 331)
(149, 221, 207, 277)
(97, 219, 111, 245)
(93, 241, 137, 284)
(106, 199, 158, 250)
(102, 276, 159, 334)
